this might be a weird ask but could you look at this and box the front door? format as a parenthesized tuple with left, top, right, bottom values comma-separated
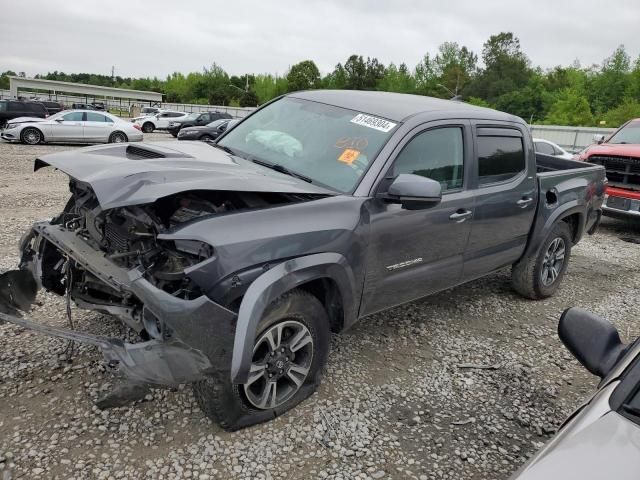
(360, 122, 475, 316)
(462, 125, 537, 280)
(49, 111, 85, 142)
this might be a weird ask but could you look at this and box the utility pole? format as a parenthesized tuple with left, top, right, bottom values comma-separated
(111, 66, 115, 83)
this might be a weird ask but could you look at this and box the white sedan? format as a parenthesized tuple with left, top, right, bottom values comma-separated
(532, 138, 574, 159)
(1, 110, 143, 145)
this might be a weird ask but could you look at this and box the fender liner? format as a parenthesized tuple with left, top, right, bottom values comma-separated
(520, 201, 585, 261)
(230, 252, 356, 384)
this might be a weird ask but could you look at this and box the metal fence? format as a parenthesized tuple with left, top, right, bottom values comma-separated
(0, 89, 255, 118)
(529, 125, 614, 152)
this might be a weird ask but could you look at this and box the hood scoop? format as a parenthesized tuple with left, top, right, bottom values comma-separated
(126, 145, 166, 160)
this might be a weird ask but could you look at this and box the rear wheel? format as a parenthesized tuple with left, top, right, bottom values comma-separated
(141, 122, 154, 133)
(193, 289, 330, 431)
(109, 131, 127, 143)
(21, 127, 43, 145)
(512, 221, 572, 299)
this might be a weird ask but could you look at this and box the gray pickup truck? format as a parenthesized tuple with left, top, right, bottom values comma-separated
(0, 91, 605, 430)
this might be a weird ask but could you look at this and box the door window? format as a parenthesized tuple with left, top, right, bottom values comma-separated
(391, 127, 464, 191)
(477, 135, 525, 185)
(62, 112, 85, 121)
(86, 112, 107, 122)
(7, 102, 22, 112)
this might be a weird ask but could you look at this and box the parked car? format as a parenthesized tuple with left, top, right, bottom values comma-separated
(577, 119, 640, 220)
(31, 100, 64, 115)
(177, 118, 235, 141)
(1, 110, 143, 144)
(533, 138, 573, 159)
(0, 91, 604, 431)
(133, 111, 188, 133)
(140, 106, 161, 117)
(71, 103, 97, 110)
(511, 307, 640, 480)
(0, 100, 48, 128)
(91, 102, 106, 111)
(167, 111, 232, 137)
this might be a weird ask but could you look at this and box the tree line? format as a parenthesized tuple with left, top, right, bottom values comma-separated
(2, 32, 640, 127)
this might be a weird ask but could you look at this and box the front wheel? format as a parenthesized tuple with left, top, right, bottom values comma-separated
(193, 289, 330, 431)
(21, 127, 43, 145)
(141, 122, 154, 133)
(511, 221, 572, 299)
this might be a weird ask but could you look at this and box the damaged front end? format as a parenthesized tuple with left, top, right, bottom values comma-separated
(0, 182, 253, 407)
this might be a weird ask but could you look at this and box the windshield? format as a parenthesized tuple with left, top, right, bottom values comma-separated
(608, 120, 640, 144)
(218, 97, 398, 192)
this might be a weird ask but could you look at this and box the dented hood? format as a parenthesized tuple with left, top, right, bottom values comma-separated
(35, 141, 333, 209)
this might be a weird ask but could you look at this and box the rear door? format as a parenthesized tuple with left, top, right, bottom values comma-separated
(360, 121, 475, 315)
(462, 124, 537, 280)
(83, 112, 112, 142)
(49, 111, 85, 141)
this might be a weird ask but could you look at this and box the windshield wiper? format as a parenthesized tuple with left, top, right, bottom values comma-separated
(251, 159, 313, 183)
(210, 143, 236, 156)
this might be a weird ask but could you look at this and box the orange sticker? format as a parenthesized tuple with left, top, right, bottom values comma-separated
(338, 148, 360, 164)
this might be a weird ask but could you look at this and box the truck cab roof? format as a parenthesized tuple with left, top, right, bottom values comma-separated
(289, 90, 523, 124)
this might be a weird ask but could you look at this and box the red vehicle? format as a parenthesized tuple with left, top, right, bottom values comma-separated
(577, 119, 640, 220)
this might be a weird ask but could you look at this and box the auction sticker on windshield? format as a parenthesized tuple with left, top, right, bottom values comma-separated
(350, 113, 397, 133)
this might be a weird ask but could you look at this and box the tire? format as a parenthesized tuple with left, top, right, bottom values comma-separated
(141, 122, 154, 133)
(170, 131, 178, 138)
(21, 127, 43, 145)
(193, 289, 330, 431)
(108, 131, 128, 143)
(199, 134, 214, 142)
(511, 221, 573, 299)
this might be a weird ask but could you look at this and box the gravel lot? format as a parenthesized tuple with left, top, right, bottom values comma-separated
(1, 134, 639, 480)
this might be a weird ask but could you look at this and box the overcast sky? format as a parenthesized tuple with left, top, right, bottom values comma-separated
(2, 0, 640, 79)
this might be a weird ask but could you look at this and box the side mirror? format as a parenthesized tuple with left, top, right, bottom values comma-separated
(559, 307, 629, 378)
(592, 134, 605, 145)
(383, 174, 442, 210)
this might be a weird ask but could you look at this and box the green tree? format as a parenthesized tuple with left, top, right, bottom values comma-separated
(434, 42, 477, 96)
(239, 90, 259, 107)
(465, 32, 531, 104)
(545, 89, 594, 126)
(286, 60, 321, 92)
(602, 98, 640, 127)
(343, 55, 367, 89)
(378, 62, 415, 93)
(590, 45, 631, 114)
(414, 54, 439, 96)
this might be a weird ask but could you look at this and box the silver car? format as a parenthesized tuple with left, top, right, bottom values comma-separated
(1, 110, 143, 145)
(511, 308, 640, 479)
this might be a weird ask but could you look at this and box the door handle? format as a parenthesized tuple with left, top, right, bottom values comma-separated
(449, 209, 473, 222)
(516, 197, 534, 208)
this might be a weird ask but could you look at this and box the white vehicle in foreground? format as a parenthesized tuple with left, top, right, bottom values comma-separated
(532, 138, 574, 159)
(1, 110, 143, 145)
(133, 111, 188, 133)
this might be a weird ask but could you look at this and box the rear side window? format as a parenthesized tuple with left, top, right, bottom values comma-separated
(27, 103, 46, 114)
(7, 102, 23, 112)
(169, 112, 184, 117)
(0, 102, 5, 112)
(477, 134, 525, 185)
(392, 127, 464, 191)
(86, 112, 107, 122)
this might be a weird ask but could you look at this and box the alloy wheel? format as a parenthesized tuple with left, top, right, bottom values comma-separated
(541, 237, 565, 286)
(23, 129, 41, 145)
(243, 320, 314, 410)
(111, 133, 126, 143)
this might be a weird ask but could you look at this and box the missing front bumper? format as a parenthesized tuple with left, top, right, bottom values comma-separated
(2, 221, 238, 393)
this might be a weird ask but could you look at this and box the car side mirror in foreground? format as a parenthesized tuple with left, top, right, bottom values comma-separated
(559, 307, 629, 378)
(592, 134, 605, 145)
(383, 174, 442, 210)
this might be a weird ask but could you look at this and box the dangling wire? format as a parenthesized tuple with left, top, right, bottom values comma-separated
(61, 258, 76, 361)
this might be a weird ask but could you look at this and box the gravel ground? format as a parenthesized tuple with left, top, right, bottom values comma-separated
(1, 133, 639, 480)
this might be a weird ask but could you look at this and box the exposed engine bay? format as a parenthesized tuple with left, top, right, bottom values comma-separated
(21, 180, 318, 339)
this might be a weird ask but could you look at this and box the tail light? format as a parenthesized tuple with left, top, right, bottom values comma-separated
(133, 124, 142, 131)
